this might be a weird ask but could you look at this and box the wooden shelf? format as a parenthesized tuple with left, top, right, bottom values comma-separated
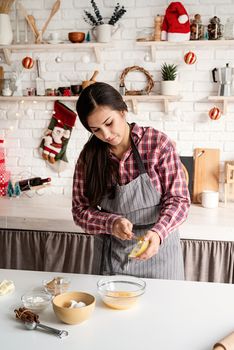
(123, 95, 181, 114)
(0, 42, 110, 65)
(208, 96, 234, 115)
(0, 95, 78, 102)
(136, 40, 234, 61)
(0, 94, 181, 114)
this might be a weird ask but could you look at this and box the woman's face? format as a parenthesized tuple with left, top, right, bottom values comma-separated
(87, 106, 128, 147)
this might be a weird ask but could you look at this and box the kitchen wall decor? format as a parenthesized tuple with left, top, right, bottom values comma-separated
(119, 66, 154, 95)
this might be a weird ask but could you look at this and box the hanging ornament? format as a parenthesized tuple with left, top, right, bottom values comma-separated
(184, 51, 197, 65)
(209, 107, 221, 120)
(22, 56, 34, 69)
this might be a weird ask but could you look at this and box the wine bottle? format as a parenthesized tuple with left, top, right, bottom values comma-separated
(17, 177, 51, 192)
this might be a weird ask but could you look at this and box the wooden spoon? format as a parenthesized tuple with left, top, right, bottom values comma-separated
(41, 0, 61, 36)
(28, 15, 40, 42)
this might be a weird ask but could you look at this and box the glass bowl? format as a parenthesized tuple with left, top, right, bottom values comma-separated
(97, 275, 146, 310)
(21, 291, 52, 312)
(43, 276, 71, 296)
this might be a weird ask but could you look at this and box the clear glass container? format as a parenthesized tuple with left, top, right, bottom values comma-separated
(224, 17, 234, 39)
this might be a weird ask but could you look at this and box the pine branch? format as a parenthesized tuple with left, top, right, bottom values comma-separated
(91, 0, 104, 25)
(108, 3, 120, 25)
(108, 6, 127, 25)
(83, 10, 98, 26)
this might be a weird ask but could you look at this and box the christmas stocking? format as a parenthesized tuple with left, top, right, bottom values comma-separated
(39, 101, 77, 172)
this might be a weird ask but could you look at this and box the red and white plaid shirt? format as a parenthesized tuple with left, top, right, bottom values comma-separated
(72, 123, 190, 242)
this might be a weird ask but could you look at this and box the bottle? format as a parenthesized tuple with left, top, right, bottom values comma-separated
(17, 177, 51, 192)
(119, 82, 125, 96)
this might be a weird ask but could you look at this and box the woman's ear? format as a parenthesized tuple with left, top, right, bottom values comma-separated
(121, 110, 127, 118)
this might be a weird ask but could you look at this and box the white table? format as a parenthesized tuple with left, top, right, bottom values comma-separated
(1, 269, 234, 350)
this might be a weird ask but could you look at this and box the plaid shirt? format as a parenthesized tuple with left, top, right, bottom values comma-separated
(72, 123, 190, 242)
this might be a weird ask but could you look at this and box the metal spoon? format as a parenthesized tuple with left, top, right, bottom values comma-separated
(24, 321, 68, 338)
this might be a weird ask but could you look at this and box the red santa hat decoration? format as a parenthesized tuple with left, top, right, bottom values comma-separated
(161, 1, 190, 42)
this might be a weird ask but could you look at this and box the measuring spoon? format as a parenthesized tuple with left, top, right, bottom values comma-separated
(24, 321, 68, 338)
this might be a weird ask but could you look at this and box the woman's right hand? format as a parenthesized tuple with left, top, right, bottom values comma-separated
(112, 218, 134, 240)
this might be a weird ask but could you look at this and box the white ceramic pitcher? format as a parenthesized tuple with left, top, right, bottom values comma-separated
(0, 14, 13, 45)
(92, 24, 119, 43)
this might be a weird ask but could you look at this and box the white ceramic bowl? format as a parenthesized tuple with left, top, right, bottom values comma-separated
(21, 291, 52, 312)
(97, 275, 146, 310)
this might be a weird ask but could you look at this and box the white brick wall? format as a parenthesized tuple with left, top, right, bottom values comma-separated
(0, 0, 234, 197)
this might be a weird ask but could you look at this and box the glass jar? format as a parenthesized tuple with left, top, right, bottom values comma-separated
(224, 17, 234, 39)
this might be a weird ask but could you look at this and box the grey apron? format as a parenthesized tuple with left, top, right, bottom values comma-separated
(99, 139, 184, 280)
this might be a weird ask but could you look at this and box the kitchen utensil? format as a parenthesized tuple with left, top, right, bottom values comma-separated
(97, 275, 146, 310)
(82, 70, 99, 90)
(37, 0, 61, 43)
(18, 2, 37, 39)
(28, 15, 40, 39)
(35, 58, 45, 96)
(52, 291, 95, 325)
(212, 63, 233, 96)
(193, 148, 220, 203)
(224, 161, 234, 206)
(24, 321, 68, 338)
(0, 66, 4, 94)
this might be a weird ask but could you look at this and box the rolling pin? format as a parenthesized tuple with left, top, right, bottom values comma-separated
(82, 70, 99, 90)
(213, 332, 234, 350)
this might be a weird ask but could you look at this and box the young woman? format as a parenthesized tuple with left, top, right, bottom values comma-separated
(72, 82, 190, 279)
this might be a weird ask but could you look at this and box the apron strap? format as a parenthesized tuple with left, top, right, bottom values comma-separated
(130, 136, 147, 175)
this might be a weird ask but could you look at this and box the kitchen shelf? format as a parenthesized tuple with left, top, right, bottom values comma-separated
(136, 40, 234, 61)
(123, 94, 181, 114)
(0, 42, 111, 65)
(208, 96, 234, 115)
(0, 94, 181, 114)
(0, 96, 78, 102)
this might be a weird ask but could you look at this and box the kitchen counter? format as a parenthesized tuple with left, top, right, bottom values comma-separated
(0, 195, 234, 241)
(1, 268, 234, 350)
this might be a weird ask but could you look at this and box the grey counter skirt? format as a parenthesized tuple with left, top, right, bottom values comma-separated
(0, 229, 233, 283)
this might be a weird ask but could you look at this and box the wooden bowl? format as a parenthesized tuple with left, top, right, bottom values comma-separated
(68, 32, 85, 43)
(52, 291, 95, 325)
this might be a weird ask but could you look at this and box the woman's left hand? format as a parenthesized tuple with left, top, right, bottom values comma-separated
(136, 230, 161, 261)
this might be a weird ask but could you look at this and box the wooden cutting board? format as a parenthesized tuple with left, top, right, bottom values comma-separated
(0, 66, 3, 94)
(193, 148, 220, 203)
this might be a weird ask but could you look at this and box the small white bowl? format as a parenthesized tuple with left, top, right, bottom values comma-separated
(21, 291, 52, 312)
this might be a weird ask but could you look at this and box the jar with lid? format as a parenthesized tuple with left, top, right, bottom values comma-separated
(224, 17, 234, 40)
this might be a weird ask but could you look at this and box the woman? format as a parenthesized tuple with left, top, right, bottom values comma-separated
(72, 82, 190, 279)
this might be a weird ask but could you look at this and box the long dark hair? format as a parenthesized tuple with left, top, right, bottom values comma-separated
(76, 82, 128, 207)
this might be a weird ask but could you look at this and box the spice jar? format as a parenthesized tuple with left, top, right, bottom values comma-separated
(208, 16, 224, 40)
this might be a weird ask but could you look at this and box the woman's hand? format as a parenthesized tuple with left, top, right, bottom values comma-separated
(136, 230, 161, 261)
(112, 218, 134, 240)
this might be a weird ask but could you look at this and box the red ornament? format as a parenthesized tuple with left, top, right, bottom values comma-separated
(22, 56, 34, 69)
(184, 51, 197, 65)
(209, 107, 221, 120)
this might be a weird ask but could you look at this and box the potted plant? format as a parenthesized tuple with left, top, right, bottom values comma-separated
(160, 63, 179, 96)
(83, 0, 127, 43)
